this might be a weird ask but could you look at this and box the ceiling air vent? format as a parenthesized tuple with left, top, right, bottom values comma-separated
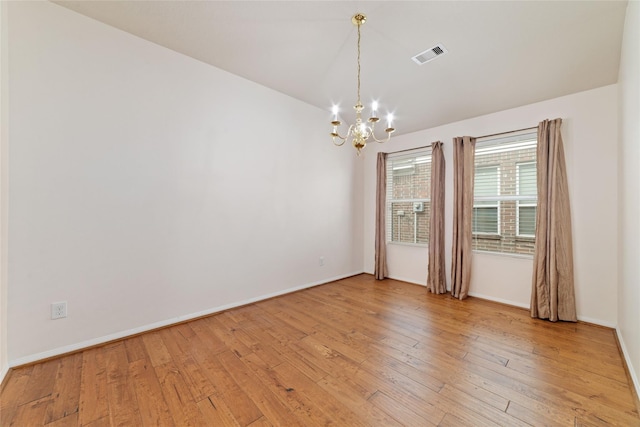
(411, 44, 448, 65)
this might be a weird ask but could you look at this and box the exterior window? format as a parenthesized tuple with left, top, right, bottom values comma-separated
(386, 150, 431, 245)
(472, 131, 537, 255)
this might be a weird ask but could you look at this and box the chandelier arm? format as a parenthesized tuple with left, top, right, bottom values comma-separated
(369, 132, 393, 144)
(364, 119, 386, 143)
(332, 137, 347, 146)
(331, 124, 354, 145)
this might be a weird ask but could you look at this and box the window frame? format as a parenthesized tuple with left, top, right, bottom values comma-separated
(471, 130, 538, 256)
(385, 149, 431, 246)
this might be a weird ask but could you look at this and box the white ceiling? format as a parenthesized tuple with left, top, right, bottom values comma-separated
(52, 0, 628, 136)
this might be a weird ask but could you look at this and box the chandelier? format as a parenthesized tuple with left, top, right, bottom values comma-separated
(331, 13, 395, 155)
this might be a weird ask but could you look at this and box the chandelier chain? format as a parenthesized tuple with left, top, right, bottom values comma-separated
(356, 22, 361, 105)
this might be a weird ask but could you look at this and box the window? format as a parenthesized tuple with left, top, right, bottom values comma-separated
(472, 131, 537, 255)
(386, 149, 431, 245)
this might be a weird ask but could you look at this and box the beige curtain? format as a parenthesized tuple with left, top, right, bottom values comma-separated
(451, 136, 476, 300)
(374, 152, 388, 280)
(427, 142, 446, 294)
(531, 119, 577, 322)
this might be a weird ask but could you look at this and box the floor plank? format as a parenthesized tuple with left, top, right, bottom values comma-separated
(77, 348, 109, 426)
(128, 359, 175, 426)
(44, 352, 82, 424)
(103, 343, 143, 426)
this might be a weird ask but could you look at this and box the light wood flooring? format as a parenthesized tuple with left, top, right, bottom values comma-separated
(1, 274, 639, 426)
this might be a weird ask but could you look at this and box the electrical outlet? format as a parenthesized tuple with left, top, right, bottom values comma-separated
(51, 301, 67, 319)
(319, 256, 325, 267)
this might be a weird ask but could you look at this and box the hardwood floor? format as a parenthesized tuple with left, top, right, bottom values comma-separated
(1, 274, 639, 426)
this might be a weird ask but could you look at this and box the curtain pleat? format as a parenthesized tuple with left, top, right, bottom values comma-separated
(427, 142, 446, 294)
(374, 152, 388, 280)
(451, 136, 476, 300)
(531, 119, 577, 322)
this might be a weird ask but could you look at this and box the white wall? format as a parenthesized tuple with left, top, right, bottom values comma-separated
(6, 1, 363, 364)
(0, 0, 9, 384)
(617, 0, 640, 396)
(364, 85, 619, 326)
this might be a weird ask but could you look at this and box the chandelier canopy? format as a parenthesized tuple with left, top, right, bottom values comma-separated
(331, 13, 395, 156)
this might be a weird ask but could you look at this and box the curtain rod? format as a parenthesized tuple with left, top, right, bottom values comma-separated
(384, 125, 537, 154)
(385, 143, 434, 156)
(476, 126, 537, 140)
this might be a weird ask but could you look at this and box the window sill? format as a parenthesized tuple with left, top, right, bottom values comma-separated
(387, 241, 428, 248)
(472, 233, 501, 241)
(472, 250, 534, 260)
(515, 235, 535, 242)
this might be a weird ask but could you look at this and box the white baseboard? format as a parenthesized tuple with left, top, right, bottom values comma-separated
(386, 275, 426, 287)
(467, 292, 617, 328)
(576, 315, 616, 329)
(9, 271, 364, 368)
(467, 291, 530, 310)
(616, 327, 640, 399)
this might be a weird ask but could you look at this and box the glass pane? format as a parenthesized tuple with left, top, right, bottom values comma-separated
(519, 206, 536, 236)
(518, 162, 537, 196)
(472, 206, 498, 234)
(474, 166, 499, 197)
(390, 201, 431, 244)
(390, 157, 431, 200)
